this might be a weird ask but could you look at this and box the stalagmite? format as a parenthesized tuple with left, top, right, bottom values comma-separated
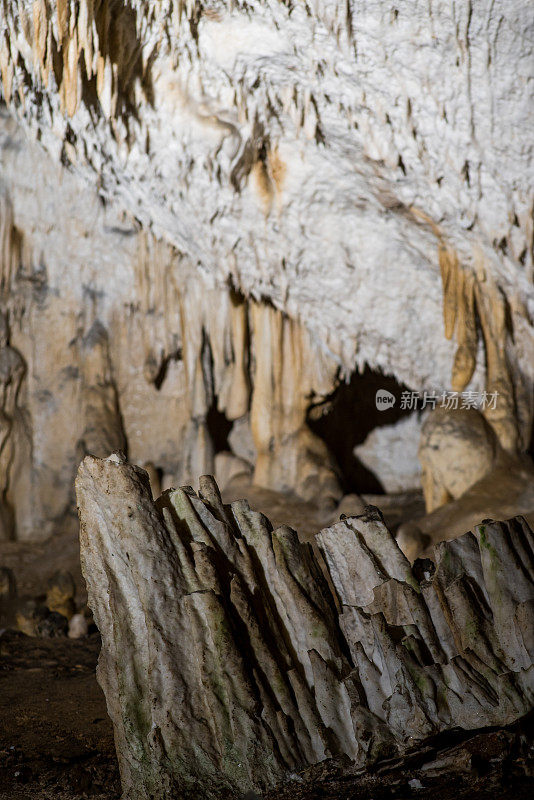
(397, 405, 534, 559)
(418, 407, 500, 513)
(77, 455, 534, 800)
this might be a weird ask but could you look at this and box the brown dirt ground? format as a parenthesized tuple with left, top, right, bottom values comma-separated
(0, 630, 119, 799)
(0, 629, 533, 800)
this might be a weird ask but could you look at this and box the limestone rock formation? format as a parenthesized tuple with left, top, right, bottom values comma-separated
(419, 407, 500, 513)
(354, 414, 422, 494)
(0, 2, 532, 541)
(0, 122, 343, 539)
(77, 455, 534, 799)
(46, 568, 77, 620)
(396, 406, 534, 560)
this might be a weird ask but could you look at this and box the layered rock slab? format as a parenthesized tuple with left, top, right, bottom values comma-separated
(76, 454, 534, 799)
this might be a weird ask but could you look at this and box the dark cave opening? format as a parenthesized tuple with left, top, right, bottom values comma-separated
(307, 366, 419, 494)
(206, 400, 233, 454)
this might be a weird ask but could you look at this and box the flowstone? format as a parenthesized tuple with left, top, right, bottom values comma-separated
(76, 454, 534, 799)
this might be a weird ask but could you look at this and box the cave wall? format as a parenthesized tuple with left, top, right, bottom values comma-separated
(1, 109, 346, 539)
(2, 1, 532, 386)
(0, 2, 533, 539)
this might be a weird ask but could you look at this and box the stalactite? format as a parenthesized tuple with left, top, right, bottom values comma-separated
(220, 292, 250, 421)
(76, 320, 126, 459)
(474, 277, 519, 452)
(0, 25, 14, 104)
(0, 192, 26, 298)
(451, 267, 477, 392)
(249, 301, 341, 505)
(1, 0, 145, 119)
(129, 238, 341, 504)
(439, 244, 521, 452)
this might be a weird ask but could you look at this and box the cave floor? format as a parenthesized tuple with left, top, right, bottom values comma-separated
(0, 487, 532, 799)
(0, 630, 119, 799)
(0, 629, 532, 799)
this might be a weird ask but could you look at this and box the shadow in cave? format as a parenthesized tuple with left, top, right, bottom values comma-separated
(206, 400, 233, 454)
(307, 366, 419, 494)
(527, 420, 534, 462)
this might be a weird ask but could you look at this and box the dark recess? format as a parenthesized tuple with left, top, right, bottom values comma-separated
(206, 401, 233, 454)
(307, 366, 419, 494)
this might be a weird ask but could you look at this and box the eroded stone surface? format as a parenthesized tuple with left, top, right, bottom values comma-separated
(419, 407, 500, 513)
(77, 456, 534, 799)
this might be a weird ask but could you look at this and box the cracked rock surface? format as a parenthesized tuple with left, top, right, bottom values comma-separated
(76, 454, 534, 799)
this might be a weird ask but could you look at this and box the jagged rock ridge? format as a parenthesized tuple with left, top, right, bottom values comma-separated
(76, 454, 534, 799)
